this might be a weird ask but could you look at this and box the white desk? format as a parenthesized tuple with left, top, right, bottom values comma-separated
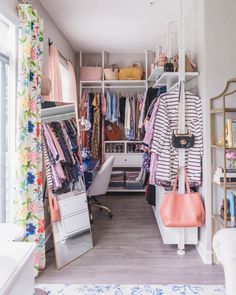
(0, 242, 35, 295)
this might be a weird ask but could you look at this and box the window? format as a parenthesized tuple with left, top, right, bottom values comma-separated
(59, 58, 71, 102)
(0, 16, 16, 223)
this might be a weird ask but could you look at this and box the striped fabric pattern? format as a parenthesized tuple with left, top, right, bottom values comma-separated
(151, 91, 203, 185)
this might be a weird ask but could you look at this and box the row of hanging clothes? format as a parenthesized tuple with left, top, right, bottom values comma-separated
(141, 86, 203, 206)
(80, 89, 147, 160)
(42, 117, 83, 194)
(80, 91, 105, 160)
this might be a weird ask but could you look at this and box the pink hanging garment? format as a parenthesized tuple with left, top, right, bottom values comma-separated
(48, 45, 62, 102)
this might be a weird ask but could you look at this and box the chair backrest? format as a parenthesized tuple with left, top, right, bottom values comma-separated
(87, 156, 115, 197)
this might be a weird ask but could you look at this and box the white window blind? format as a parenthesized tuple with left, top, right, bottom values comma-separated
(0, 16, 16, 223)
(0, 19, 10, 223)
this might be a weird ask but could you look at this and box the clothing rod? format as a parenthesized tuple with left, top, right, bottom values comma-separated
(104, 86, 146, 89)
(82, 86, 103, 89)
(48, 38, 71, 63)
(41, 112, 75, 122)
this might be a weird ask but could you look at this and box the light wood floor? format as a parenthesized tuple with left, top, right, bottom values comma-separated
(37, 193, 224, 285)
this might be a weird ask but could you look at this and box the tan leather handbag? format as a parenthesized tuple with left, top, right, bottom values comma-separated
(160, 168, 205, 227)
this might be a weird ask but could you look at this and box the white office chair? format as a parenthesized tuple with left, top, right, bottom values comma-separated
(213, 228, 236, 295)
(87, 156, 115, 222)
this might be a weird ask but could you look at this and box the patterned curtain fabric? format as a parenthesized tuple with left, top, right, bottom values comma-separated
(14, 4, 45, 276)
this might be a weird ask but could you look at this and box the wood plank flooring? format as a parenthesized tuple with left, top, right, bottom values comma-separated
(37, 193, 224, 285)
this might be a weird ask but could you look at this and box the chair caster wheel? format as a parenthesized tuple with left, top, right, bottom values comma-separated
(109, 213, 113, 218)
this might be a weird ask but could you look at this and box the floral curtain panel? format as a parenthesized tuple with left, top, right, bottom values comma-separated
(14, 4, 45, 275)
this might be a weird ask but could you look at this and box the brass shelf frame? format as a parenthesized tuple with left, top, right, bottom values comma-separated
(211, 77, 236, 255)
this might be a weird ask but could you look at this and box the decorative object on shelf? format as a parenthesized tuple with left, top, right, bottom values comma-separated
(160, 168, 205, 227)
(213, 166, 236, 184)
(226, 151, 236, 169)
(80, 66, 103, 81)
(104, 64, 119, 80)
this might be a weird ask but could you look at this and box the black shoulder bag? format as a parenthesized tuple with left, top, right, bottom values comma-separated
(172, 83, 195, 149)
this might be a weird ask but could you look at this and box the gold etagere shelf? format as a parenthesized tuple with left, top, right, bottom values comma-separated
(211, 78, 236, 242)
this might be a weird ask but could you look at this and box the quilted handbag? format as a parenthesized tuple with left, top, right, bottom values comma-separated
(160, 168, 205, 227)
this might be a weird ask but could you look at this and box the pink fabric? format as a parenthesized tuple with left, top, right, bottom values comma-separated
(143, 98, 159, 148)
(48, 45, 62, 102)
(149, 152, 158, 185)
(45, 124, 66, 162)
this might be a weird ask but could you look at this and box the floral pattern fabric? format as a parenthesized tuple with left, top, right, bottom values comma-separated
(36, 284, 225, 295)
(14, 4, 45, 275)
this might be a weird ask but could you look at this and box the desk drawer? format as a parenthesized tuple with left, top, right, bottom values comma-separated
(62, 211, 90, 237)
(105, 154, 143, 167)
(58, 193, 88, 217)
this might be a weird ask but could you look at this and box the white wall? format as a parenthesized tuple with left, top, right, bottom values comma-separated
(0, 0, 76, 68)
(185, 0, 236, 263)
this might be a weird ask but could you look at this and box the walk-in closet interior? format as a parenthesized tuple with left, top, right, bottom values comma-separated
(2, 0, 236, 294)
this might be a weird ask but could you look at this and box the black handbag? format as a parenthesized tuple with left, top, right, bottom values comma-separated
(172, 82, 195, 149)
(164, 60, 174, 72)
(172, 131, 195, 148)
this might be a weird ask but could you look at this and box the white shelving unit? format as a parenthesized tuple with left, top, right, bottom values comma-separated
(148, 66, 164, 81)
(153, 71, 199, 89)
(79, 50, 154, 193)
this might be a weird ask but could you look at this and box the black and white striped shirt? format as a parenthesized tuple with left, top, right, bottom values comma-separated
(151, 91, 203, 185)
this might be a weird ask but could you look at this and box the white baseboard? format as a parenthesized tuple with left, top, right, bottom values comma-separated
(196, 240, 212, 264)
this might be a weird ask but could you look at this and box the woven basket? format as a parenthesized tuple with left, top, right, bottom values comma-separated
(80, 66, 102, 81)
(119, 66, 143, 80)
(104, 64, 119, 80)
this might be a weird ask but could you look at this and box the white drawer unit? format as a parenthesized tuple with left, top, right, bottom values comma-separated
(58, 192, 88, 217)
(104, 140, 143, 168)
(57, 191, 90, 238)
(105, 154, 143, 167)
(62, 211, 90, 237)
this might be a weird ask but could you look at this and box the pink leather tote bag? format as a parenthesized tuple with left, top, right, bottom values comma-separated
(160, 168, 205, 227)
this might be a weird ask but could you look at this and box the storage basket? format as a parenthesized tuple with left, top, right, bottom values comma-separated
(119, 65, 143, 80)
(104, 64, 119, 80)
(80, 66, 102, 81)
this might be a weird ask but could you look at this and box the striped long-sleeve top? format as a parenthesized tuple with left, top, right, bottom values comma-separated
(151, 90, 203, 186)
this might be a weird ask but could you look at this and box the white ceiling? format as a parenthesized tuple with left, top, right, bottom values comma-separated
(40, 0, 194, 53)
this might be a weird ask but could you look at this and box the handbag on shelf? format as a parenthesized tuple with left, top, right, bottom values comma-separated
(104, 64, 119, 80)
(164, 59, 174, 72)
(172, 82, 195, 149)
(173, 54, 196, 72)
(160, 168, 205, 227)
(119, 63, 143, 80)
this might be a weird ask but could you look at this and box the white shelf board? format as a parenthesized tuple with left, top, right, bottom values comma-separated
(80, 80, 102, 84)
(148, 67, 164, 81)
(104, 80, 146, 85)
(153, 72, 199, 89)
(41, 104, 75, 118)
